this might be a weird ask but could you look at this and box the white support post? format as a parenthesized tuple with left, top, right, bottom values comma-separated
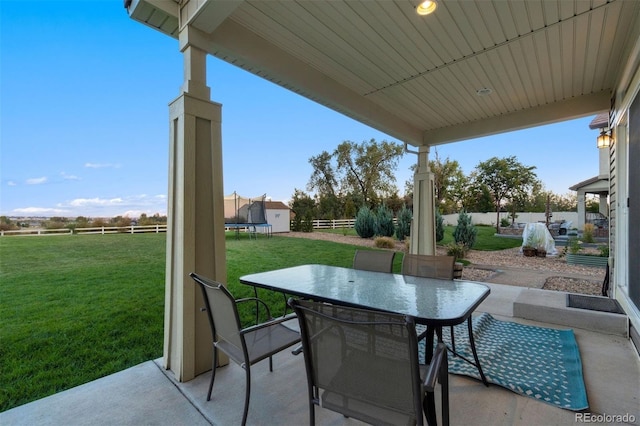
(410, 145, 436, 255)
(163, 38, 227, 382)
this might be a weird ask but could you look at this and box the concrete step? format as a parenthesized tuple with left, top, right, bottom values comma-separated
(513, 288, 628, 336)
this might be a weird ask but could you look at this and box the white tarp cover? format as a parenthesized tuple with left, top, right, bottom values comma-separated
(521, 222, 558, 255)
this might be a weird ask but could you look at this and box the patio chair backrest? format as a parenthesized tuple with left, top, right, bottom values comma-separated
(191, 273, 245, 362)
(353, 249, 395, 273)
(402, 254, 455, 280)
(290, 299, 424, 426)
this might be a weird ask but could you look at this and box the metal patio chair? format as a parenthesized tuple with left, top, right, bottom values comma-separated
(289, 298, 449, 426)
(401, 254, 456, 280)
(401, 254, 488, 386)
(190, 272, 301, 426)
(353, 249, 396, 273)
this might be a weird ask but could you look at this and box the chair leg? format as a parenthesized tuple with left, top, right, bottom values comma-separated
(449, 326, 456, 355)
(467, 317, 488, 386)
(207, 347, 217, 401)
(309, 401, 315, 426)
(241, 367, 251, 426)
(440, 352, 450, 426)
(423, 392, 437, 426)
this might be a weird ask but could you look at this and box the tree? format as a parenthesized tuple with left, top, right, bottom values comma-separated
(307, 151, 337, 197)
(395, 204, 412, 241)
(453, 210, 477, 250)
(474, 156, 537, 233)
(354, 205, 376, 238)
(429, 151, 468, 213)
(334, 139, 404, 206)
(375, 204, 395, 237)
(289, 189, 316, 220)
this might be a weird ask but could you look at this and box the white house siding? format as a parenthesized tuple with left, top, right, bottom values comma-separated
(612, 48, 640, 346)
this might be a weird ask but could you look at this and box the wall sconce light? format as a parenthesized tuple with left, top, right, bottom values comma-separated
(416, 0, 437, 15)
(596, 129, 613, 149)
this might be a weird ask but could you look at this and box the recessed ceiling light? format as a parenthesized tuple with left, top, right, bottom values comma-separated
(476, 88, 493, 96)
(416, 0, 437, 16)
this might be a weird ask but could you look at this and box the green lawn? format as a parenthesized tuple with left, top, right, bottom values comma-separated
(0, 232, 397, 411)
(0, 227, 519, 411)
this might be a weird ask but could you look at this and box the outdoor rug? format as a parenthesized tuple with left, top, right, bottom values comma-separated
(419, 313, 588, 411)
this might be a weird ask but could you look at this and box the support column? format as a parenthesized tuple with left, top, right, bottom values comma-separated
(163, 42, 227, 382)
(576, 191, 586, 230)
(410, 146, 436, 255)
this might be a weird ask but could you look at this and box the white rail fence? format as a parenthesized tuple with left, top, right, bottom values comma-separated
(0, 224, 168, 237)
(1, 212, 579, 237)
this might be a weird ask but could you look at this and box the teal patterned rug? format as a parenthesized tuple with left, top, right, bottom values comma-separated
(419, 313, 588, 411)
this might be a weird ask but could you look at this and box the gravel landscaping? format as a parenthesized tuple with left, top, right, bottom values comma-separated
(280, 232, 606, 296)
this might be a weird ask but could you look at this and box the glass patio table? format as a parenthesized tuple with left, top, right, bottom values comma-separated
(240, 264, 490, 385)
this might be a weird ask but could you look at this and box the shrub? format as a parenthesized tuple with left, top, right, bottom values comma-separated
(567, 237, 582, 254)
(374, 236, 396, 249)
(354, 206, 376, 238)
(446, 242, 467, 260)
(453, 210, 477, 250)
(435, 209, 444, 242)
(375, 204, 395, 237)
(500, 217, 511, 228)
(395, 204, 412, 241)
(583, 223, 595, 243)
(302, 211, 314, 233)
(291, 214, 302, 231)
(598, 245, 609, 257)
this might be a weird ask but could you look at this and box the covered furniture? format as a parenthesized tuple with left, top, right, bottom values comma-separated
(353, 249, 396, 273)
(189, 272, 300, 426)
(289, 298, 449, 426)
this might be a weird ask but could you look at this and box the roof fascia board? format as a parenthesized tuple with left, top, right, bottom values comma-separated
(200, 20, 423, 145)
(422, 92, 611, 146)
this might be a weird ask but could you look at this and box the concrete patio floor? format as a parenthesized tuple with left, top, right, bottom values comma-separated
(2, 282, 639, 426)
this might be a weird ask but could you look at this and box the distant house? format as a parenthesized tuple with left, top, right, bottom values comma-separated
(235, 200, 291, 233)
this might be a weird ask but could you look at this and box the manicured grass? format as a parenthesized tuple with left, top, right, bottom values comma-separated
(439, 225, 522, 251)
(0, 226, 515, 411)
(0, 232, 397, 411)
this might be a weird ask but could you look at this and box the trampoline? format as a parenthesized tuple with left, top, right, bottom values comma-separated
(224, 192, 272, 239)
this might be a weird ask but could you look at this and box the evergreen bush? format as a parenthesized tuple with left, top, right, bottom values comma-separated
(291, 213, 302, 231)
(354, 206, 376, 238)
(302, 211, 314, 233)
(435, 209, 444, 242)
(375, 204, 395, 237)
(395, 204, 412, 241)
(453, 210, 477, 250)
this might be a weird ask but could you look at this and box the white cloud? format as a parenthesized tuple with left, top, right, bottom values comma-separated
(13, 207, 70, 215)
(26, 176, 48, 185)
(7, 181, 17, 186)
(60, 172, 80, 180)
(84, 162, 121, 169)
(68, 197, 124, 207)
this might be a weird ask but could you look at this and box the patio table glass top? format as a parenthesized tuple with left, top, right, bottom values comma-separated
(240, 264, 490, 327)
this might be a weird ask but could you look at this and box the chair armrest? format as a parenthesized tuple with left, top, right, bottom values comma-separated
(235, 296, 273, 321)
(240, 312, 298, 335)
(424, 343, 447, 392)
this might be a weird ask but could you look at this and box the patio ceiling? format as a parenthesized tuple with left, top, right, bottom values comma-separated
(128, 0, 640, 146)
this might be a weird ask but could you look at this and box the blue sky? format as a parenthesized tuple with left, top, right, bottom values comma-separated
(1, 1, 602, 219)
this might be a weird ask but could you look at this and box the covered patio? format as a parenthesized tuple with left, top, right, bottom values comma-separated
(107, 5, 640, 425)
(2, 282, 638, 425)
(121, 0, 640, 386)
